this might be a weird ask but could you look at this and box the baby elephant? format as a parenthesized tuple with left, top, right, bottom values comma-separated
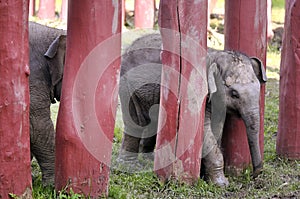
(29, 22, 66, 185)
(118, 34, 267, 187)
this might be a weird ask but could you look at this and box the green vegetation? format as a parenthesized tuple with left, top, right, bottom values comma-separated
(272, 0, 285, 24)
(30, 0, 300, 198)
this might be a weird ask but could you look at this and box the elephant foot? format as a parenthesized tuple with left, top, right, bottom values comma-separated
(115, 150, 154, 173)
(253, 161, 263, 178)
(116, 132, 141, 168)
(42, 174, 55, 187)
(140, 152, 154, 161)
(35, 157, 55, 186)
(116, 150, 143, 173)
(205, 167, 229, 187)
(202, 146, 229, 187)
(37, 161, 54, 186)
(118, 149, 138, 162)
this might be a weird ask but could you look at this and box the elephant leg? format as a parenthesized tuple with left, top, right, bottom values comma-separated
(119, 132, 141, 161)
(202, 109, 229, 187)
(139, 103, 159, 157)
(202, 144, 229, 187)
(30, 109, 55, 186)
(118, 97, 144, 162)
(118, 84, 154, 161)
(139, 135, 157, 161)
(140, 135, 156, 153)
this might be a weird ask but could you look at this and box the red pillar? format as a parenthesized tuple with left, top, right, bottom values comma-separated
(37, 0, 55, 20)
(122, 0, 125, 28)
(223, 0, 267, 174)
(277, 0, 300, 159)
(0, 1, 32, 198)
(60, 0, 68, 22)
(55, 0, 121, 197)
(134, 0, 154, 28)
(29, 0, 35, 17)
(154, 0, 207, 183)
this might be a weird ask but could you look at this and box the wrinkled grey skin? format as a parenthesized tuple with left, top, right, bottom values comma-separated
(118, 34, 267, 187)
(29, 22, 66, 185)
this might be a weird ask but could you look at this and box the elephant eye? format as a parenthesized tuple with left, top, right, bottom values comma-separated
(231, 89, 240, 99)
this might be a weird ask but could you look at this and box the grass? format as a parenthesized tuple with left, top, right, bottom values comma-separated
(272, 0, 285, 24)
(30, 0, 300, 198)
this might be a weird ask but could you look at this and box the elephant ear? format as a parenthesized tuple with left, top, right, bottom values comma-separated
(250, 57, 267, 84)
(207, 62, 227, 142)
(44, 35, 66, 101)
(207, 63, 218, 100)
(44, 35, 66, 86)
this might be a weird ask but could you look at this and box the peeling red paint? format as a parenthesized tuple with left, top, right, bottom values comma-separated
(0, 1, 32, 198)
(154, 0, 207, 183)
(277, 0, 300, 160)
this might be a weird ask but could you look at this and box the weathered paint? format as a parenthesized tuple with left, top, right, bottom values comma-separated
(134, 0, 155, 29)
(187, 68, 207, 114)
(223, 0, 267, 174)
(0, 0, 32, 198)
(154, 0, 207, 183)
(277, 0, 300, 159)
(37, 0, 55, 19)
(55, 0, 121, 197)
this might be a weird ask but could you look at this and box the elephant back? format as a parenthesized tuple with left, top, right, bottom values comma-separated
(121, 33, 162, 76)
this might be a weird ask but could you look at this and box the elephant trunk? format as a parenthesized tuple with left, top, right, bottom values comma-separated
(241, 108, 263, 177)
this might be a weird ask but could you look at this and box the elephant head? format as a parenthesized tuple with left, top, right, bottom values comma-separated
(207, 49, 267, 177)
(44, 34, 67, 103)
